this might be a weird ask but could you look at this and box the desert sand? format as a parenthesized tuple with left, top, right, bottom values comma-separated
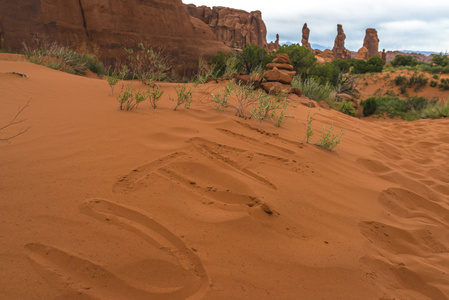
(1, 54, 449, 299)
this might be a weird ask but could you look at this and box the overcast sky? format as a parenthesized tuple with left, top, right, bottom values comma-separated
(183, 0, 449, 52)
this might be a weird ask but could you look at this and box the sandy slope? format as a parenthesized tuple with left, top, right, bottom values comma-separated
(1, 55, 449, 299)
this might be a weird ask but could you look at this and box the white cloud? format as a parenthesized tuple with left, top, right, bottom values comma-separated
(183, 0, 449, 52)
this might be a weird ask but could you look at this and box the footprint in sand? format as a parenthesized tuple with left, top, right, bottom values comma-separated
(24, 198, 209, 300)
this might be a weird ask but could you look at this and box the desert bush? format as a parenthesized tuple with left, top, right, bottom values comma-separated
(173, 84, 193, 111)
(117, 85, 135, 110)
(123, 43, 171, 83)
(361, 97, 378, 116)
(390, 55, 418, 67)
(250, 91, 288, 127)
(211, 51, 242, 77)
(23, 41, 103, 75)
(430, 80, 438, 87)
(238, 44, 269, 74)
(305, 110, 316, 143)
(420, 101, 449, 119)
(148, 82, 164, 109)
(439, 78, 449, 90)
(212, 81, 234, 111)
(338, 100, 356, 116)
(292, 76, 336, 104)
(276, 44, 316, 78)
(408, 73, 428, 91)
(193, 56, 214, 84)
(316, 124, 344, 151)
(352, 55, 385, 74)
(432, 53, 449, 67)
(394, 75, 408, 86)
(309, 63, 341, 86)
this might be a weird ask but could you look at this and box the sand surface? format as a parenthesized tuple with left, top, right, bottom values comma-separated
(1, 54, 449, 299)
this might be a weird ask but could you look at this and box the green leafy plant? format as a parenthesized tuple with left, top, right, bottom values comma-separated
(338, 100, 356, 116)
(173, 84, 193, 111)
(305, 110, 316, 143)
(430, 80, 438, 87)
(361, 97, 378, 116)
(212, 81, 234, 111)
(276, 44, 316, 78)
(107, 68, 120, 96)
(316, 124, 344, 151)
(148, 82, 164, 109)
(292, 77, 336, 104)
(134, 89, 148, 108)
(117, 85, 135, 110)
(439, 78, 449, 90)
(123, 43, 171, 83)
(390, 55, 418, 67)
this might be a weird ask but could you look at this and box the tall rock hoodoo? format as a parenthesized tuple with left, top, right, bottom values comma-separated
(332, 24, 351, 60)
(186, 4, 272, 50)
(261, 54, 296, 94)
(301, 23, 311, 50)
(267, 34, 280, 52)
(356, 28, 380, 60)
(0, 0, 230, 75)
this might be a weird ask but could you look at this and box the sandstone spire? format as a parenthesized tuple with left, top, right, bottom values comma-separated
(301, 23, 311, 50)
(332, 24, 351, 60)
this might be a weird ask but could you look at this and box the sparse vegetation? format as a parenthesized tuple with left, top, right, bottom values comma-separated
(1, 99, 31, 143)
(123, 43, 171, 83)
(173, 84, 193, 111)
(316, 124, 344, 151)
(23, 41, 104, 75)
(338, 100, 356, 116)
(148, 82, 164, 109)
(292, 77, 336, 104)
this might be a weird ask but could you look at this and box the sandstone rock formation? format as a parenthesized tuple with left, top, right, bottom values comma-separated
(301, 23, 311, 50)
(267, 34, 280, 52)
(0, 0, 230, 75)
(356, 28, 380, 60)
(261, 54, 296, 94)
(186, 4, 274, 50)
(332, 24, 351, 60)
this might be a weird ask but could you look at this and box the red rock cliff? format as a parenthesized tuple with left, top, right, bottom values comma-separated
(186, 4, 273, 50)
(0, 0, 230, 75)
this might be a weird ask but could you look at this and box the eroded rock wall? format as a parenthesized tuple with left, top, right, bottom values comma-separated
(0, 0, 230, 75)
(186, 4, 273, 50)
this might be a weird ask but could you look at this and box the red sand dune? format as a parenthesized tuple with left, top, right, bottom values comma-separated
(1, 54, 449, 299)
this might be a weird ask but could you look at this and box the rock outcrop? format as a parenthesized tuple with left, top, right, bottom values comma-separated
(186, 4, 274, 50)
(267, 34, 280, 52)
(261, 54, 296, 94)
(332, 24, 351, 60)
(0, 0, 230, 75)
(356, 28, 380, 60)
(301, 23, 311, 50)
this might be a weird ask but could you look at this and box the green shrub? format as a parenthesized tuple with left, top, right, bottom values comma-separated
(439, 78, 449, 90)
(420, 101, 449, 119)
(117, 85, 135, 110)
(309, 63, 341, 86)
(408, 73, 428, 91)
(352, 55, 385, 74)
(316, 124, 344, 151)
(238, 44, 268, 74)
(430, 80, 438, 87)
(123, 43, 171, 83)
(148, 82, 164, 109)
(394, 75, 408, 86)
(338, 100, 356, 116)
(432, 53, 449, 67)
(361, 97, 378, 116)
(391, 55, 418, 67)
(292, 77, 336, 104)
(276, 44, 316, 78)
(212, 51, 236, 77)
(173, 84, 193, 111)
